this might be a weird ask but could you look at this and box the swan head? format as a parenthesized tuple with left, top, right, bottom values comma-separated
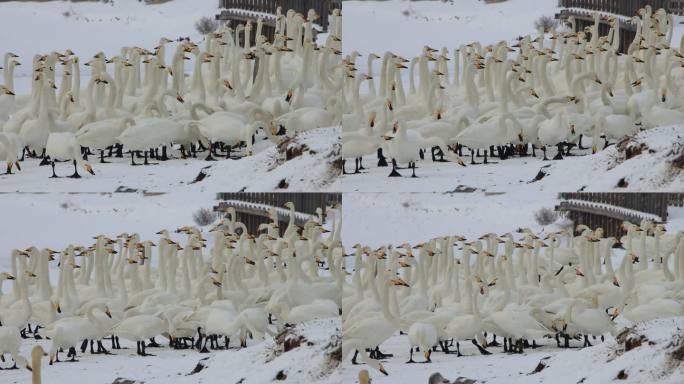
(1, 272, 15, 280)
(428, 373, 449, 384)
(377, 363, 388, 376)
(83, 163, 95, 176)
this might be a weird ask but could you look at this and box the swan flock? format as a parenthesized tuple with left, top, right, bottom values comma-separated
(0, 6, 343, 178)
(0, 202, 343, 373)
(343, 220, 684, 376)
(342, 6, 684, 177)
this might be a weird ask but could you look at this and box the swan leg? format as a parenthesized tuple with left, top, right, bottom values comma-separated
(130, 151, 139, 166)
(354, 158, 361, 174)
(205, 141, 216, 161)
(374, 346, 393, 359)
(99, 150, 110, 164)
(472, 339, 491, 355)
(470, 149, 480, 165)
(410, 161, 418, 178)
(377, 148, 388, 167)
(542, 146, 549, 161)
(200, 337, 210, 353)
(577, 134, 586, 150)
(489, 334, 501, 347)
(68, 159, 82, 178)
(39, 150, 50, 166)
(358, 157, 365, 170)
(49, 161, 59, 178)
(141, 341, 155, 356)
(564, 334, 570, 348)
(351, 350, 360, 365)
(483, 150, 498, 164)
(565, 142, 575, 156)
(406, 347, 416, 363)
(80, 339, 88, 353)
(143, 151, 158, 166)
(160, 146, 169, 161)
(388, 159, 402, 177)
(67, 347, 78, 362)
(439, 340, 452, 354)
(552, 144, 564, 160)
(148, 337, 161, 347)
(97, 340, 110, 354)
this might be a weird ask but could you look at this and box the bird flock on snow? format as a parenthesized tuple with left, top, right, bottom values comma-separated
(342, 6, 684, 177)
(0, 202, 343, 380)
(343, 220, 684, 377)
(0, 6, 342, 178)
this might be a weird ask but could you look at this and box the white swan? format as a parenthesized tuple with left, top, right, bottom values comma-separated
(45, 132, 95, 178)
(0, 326, 29, 369)
(406, 321, 437, 363)
(110, 314, 167, 356)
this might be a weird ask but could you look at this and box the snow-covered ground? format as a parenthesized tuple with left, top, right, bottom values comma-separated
(2, 318, 341, 384)
(341, 125, 684, 193)
(341, 316, 684, 384)
(0, 127, 341, 193)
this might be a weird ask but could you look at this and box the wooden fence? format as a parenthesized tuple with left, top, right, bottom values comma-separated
(556, 0, 679, 53)
(214, 192, 341, 236)
(558, 0, 672, 15)
(556, 192, 684, 237)
(216, 0, 341, 44)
